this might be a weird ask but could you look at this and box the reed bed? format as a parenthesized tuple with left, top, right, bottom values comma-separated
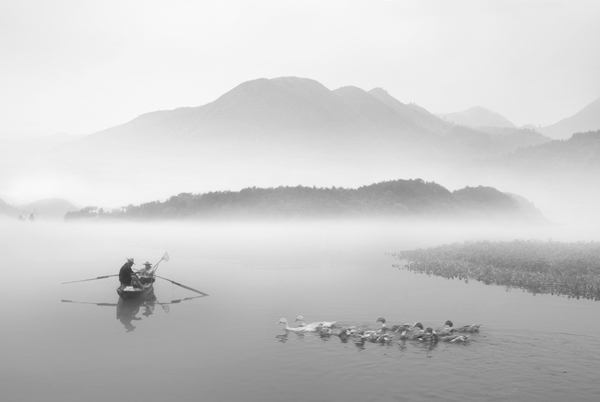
(392, 240, 600, 301)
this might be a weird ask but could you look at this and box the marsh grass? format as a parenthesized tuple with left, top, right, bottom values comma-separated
(392, 240, 600, 301)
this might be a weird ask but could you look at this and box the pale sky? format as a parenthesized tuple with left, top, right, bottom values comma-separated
(1, 0, 599, 138)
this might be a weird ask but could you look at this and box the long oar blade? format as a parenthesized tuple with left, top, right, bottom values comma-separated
(170, 295, 206, 303)
(62, 274, 119, 284)
(61, 299, 117, 306)
(154, 275, 209, 296)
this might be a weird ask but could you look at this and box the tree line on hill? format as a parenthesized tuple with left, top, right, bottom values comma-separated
(0, 197, 78, 221)
(64, 179, 543, 222)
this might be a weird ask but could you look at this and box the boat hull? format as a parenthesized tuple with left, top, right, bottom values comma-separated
(117, 284, 154, 300)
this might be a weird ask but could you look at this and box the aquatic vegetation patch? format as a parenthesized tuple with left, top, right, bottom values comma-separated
(392, 240, 600, 301)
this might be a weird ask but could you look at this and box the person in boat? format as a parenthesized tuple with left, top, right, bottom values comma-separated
(119, 258, 143, 289)
(138, 261, 156, 285)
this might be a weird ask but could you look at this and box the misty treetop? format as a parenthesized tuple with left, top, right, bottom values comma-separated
(0, 197, 78, 220)
(0, 197, 19, 217)
(64, 179, 541, 221)
(501, 129, 600, 172)
(393, 240, 600, 301)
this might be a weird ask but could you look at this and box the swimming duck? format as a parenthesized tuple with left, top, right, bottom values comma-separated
(295, 316, 337, 330)
(418, 327, 439, 342)
(454, 324, 480, 333)
(375, 317, 389, 332)
(376, 333, 395, 343)
(319, 327, 333, 337)
(277, 318, 311, 332)
(359, 331, 381, 342)
(437, 320, 454, 336)
(441, 334, 469, 343)
(393, 323, 413, 333)
(337, 328, 352, 341)
(409, 322, 425, 333)
(345, 326, 360, 336)
(404, 323, 425, 340)
(375, 317, 411, 333)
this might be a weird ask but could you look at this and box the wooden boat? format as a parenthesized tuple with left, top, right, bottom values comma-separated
(64, 252, 208, 302)
(116, 276, 156, 300)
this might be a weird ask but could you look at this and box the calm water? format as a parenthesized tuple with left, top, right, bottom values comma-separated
(1, 219, 599, 402)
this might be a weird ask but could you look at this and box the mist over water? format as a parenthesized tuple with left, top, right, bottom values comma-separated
(2, 218, 600, 401)
(2, 2, 600, 401)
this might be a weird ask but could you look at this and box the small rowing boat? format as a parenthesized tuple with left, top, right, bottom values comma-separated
(63, 252, 209, 302)
(117, 274, 156, 300)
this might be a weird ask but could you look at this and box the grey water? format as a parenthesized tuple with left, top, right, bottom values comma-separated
(2, 219, 600, 402)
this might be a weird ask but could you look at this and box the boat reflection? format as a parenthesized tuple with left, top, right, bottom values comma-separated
(117, 289, 158, 332)
(62, 290, 207, 333)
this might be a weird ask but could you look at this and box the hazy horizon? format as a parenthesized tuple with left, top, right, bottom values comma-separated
(2, 0, 600, 139)
(3, 3, 600, 398)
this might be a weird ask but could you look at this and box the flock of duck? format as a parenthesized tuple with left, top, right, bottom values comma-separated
(278, 316, 480, 344)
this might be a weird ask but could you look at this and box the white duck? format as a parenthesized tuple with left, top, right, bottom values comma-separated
(295, 316, 337, 331)
(441, 334, 470, 343)
(278, 318, 312, 332)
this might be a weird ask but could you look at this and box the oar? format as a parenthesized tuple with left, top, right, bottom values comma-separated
(169, 295, 207, 303)
(62, 274, 119, 285)
(61, 299, 117, 306)
(154, 275, 209, 296)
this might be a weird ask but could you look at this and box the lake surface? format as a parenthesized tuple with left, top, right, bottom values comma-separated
(1, 219, 599, 402)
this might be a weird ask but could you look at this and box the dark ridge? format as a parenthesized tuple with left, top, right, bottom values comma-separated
(65, 179, 541, 222)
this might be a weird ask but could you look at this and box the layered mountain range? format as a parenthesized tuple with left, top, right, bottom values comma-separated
(0, 76, 598, 223)
(437, 98, 600, 141)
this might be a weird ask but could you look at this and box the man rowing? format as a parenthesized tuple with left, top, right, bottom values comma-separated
(119, 258, 143, 289)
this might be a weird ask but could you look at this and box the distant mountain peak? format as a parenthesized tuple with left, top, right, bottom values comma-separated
(368, 87, 391, 96)
(367, 87, 404, 104)
(334, 85, 368, 94)
(541, 97, 600, 140)
(439, 106, 516, 129)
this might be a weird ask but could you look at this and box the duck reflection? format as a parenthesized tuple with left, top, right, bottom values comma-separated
(275, 333, 289, 343)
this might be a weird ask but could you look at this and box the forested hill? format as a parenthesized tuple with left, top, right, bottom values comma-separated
(64, 179, 543, 222)
(0, 198, 18, 217)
